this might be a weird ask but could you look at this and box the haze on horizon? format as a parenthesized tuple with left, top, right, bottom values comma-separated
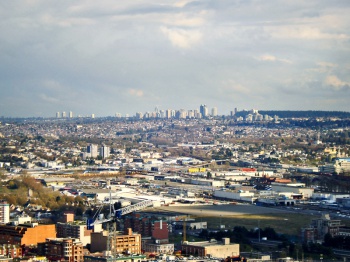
(0, 1, 350, 118)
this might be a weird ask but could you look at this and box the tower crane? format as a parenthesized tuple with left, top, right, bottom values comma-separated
(90, 196, 153, 258)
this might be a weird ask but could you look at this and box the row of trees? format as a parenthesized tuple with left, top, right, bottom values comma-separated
(0, 175, 88, 214)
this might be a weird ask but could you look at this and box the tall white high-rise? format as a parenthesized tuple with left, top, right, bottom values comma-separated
(56, 112, 60, 118)
(69, 111, 73, 118)
(62, 111, 67, 118)
(211, 107, 218, 117)
(87, 144, 98, 158)
(100, 145, 110, 159)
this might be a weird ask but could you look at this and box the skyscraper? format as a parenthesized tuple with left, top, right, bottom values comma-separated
(87, 144, 98, 158)
(200, 104, 208, 118)
(211, 107, 218, 117)
(69, 111, 73, 118)
(62, 111, 67, 118)
(100, 145, 110, 159)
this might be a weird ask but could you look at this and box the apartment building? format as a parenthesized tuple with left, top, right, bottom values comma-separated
(0, 223, 56, 246)
(90, 228, 141, 255)
(0, 202, 10, 224)
(38, 238, 84, 262)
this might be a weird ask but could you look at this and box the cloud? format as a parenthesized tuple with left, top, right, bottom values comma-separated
(42, 79, 65, 91)
(160, 26, 202, 49)
(325, 75, 350, 90)
(128, 89, 144, 97)
(257, 54, 292, 64)
(39, 93, 60, 103)
(268, 25, 349, 40)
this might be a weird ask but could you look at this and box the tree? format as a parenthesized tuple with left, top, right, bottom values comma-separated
(207, 172, 212, 179)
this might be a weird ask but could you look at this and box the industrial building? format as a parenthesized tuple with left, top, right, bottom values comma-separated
(181, 238, 239, 258)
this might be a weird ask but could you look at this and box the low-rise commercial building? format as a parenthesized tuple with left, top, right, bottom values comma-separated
(181, 238, 239, 258)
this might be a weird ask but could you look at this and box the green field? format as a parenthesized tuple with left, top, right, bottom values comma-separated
(152, 205, 350, 237)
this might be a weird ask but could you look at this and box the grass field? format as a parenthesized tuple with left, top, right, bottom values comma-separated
(151, 204, 350, 237)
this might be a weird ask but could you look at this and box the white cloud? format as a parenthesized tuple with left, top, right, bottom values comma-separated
(257, 54, 292, 64)
(39, 94, 60, 103)
(325, 75, 350, 90)
(128, 89, 144, 97)
(160, 26, 202, 48)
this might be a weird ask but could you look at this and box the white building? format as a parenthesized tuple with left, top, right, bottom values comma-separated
(0, 202, 10, 224)
(87, 144, 99, 158)
(100, 145, 110, 159)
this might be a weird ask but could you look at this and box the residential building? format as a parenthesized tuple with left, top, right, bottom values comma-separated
(301, 213, 350, 243)
(90, 228, 141, 254)
(200, 105, 208, 118)
(0, 223, 56, 246)
(56, 221, 92, 246)
(38, 238, 84, 262)
(0, 202, 10, 224)
(87, 144, 99, 158)
(211, 107, 218, 117)
(100, 145, 110, 159)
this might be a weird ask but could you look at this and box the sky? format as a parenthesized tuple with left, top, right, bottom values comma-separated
(1, 0, 350, 117)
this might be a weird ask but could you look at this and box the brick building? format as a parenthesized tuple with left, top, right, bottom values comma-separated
(90, 228, 141, 255)
(123, 213, 153, 237)
(0, 223, 56, 246)
(301, 213, 350, 243)
(37, 238, 84, 262)
(142, 220, 174, 255)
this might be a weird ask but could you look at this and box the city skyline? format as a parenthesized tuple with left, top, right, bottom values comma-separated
(1, 1, 350, 118)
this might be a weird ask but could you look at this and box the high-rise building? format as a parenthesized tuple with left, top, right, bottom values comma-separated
(211, 107, 218, 117)
(91, 114, 95, 119)
(87, 144, 98, 158)
(100, 145, 110, 159)
(0, 202, 9, 224)
(200, 104, 208, 118)
(56, 112, 60, 118)
(62, 111, 67, 118)
(159, 110, 165, 118)
(69, 111, 73, 118)
(135, 112, 143, 119)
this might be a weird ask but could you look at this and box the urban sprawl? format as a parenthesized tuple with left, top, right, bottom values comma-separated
(1, 108, 350, 262)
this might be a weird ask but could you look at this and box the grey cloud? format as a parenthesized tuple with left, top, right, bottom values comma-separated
(1, 0, 350, 117)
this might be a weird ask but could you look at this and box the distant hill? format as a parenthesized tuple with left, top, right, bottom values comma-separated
(236, 110, 350, 119)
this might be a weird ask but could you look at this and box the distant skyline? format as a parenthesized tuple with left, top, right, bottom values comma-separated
(1, 1, 350, 117)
